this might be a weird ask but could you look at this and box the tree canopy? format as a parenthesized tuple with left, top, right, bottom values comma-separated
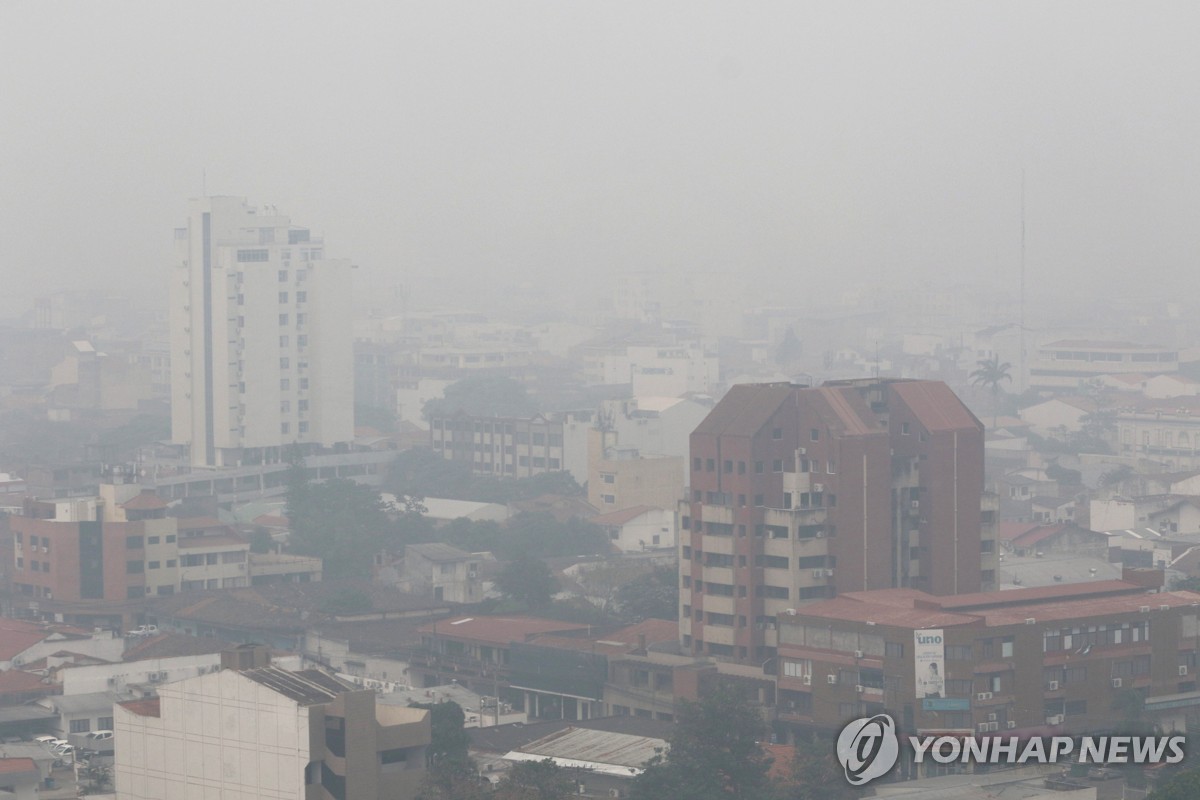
(386, 447, 582, 505)
(422, 376, 539, 420)
(285, 455, 394, 578)
(615, 566, 679, 621)
(630, 685, 777, 800)
(1147, 768, 1200, 800)
(496, 553, 558, 608)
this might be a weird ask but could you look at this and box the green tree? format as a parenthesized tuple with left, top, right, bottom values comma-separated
(415, 771, 491, 800)
(616, 566, 679, 621)
(779, 734, 858, 800)
(410, 700, 471, 774)
(496, 553, 558, 607)
(970, 356, 1013, 429)
(1147, 768, 1200, 799)
(286, 453, 394, 578)
(423, 376, 538, 420)
(630, 685, 778, 800)
(249, 527, 274, 554)
(494, 759, 575, 800)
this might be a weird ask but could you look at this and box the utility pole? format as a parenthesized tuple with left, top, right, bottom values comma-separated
(1019, 169, 1027, 393)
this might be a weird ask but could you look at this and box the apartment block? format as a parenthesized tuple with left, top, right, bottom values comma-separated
(588, 429, 683, 513)
(682, 379, 996, 664)
(429, 413, 575, 480)
(115, 646, 430, 800)
(773, 578, 1200, 749)
(1029, 340, 1179, 392)
(170, 196, 353, 467)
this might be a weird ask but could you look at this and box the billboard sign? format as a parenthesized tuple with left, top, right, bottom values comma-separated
(914, 629, 945, 698)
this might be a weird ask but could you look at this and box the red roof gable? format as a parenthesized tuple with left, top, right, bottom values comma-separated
(119, 697, 161, 717)
(0, 758, 37, 776)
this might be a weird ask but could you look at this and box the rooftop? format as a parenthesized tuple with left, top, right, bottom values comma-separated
(406, 542, 473, 563)
(118, 697, 161, 718)
(419, 615, 590, 646)
(590, 505, 659, 526)
(241, 666, 352, 706)
(122, 633, 233, 661)
(121, 491, 169, 510)
(513, 725, 667, 769)
(0, 757, 37, 777)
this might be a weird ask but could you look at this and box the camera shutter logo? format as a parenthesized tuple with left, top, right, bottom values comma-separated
(837, 713, 900, 786)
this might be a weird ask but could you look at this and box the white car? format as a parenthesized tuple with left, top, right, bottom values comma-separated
(85, 730, 114, 742)
(127, 624, 159, 637)
(34, 735, 65, 747)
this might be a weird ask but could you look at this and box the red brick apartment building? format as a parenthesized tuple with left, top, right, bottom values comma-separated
(773, 575, 1200, 739)
(682, 379, 998, 664)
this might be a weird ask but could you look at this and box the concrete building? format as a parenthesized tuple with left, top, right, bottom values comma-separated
(400, 543, 482, 604)
(772, 578, 1200, 745)
(1114, 396, 1200, 470)
(170, 196, 353, 467)
(429, 413, 575, 480)
(587, 429, 683, 513)
(1029, 340, 1179, 393)
(682, 379, 997, 665)
(0, 758, 39, 800)
(591, 506, 676, 553)
(115, 647, 430, 800)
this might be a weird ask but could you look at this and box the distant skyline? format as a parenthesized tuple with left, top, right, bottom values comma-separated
(3, 2, 1199, 318)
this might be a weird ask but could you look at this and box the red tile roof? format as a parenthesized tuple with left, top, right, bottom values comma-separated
(0, 757, 37, 776)
(119, 697, 161, 717)
(121, 491, 168, 510)
(418, 616, 590, 646)
(0, 618, 48, 661)
(0, 670, 53, 695)
(591, 505, 658, 526)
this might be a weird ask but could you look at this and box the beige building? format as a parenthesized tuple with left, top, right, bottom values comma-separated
(115, 646, 430, 800)
(400, 543, 482, 604)
(587, 429, 683, 513)
(1029, 340, 1179, 392)
(1115, 397, 1200, 470)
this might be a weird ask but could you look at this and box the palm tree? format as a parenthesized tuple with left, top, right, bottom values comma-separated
(970, 357, 1013, 430)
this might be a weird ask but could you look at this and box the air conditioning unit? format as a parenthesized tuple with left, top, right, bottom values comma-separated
(1112, 678, 1123, 688)
(855, 685, 864, 694)
(1048, 681, 1059, 691)
(976, 692, 993, 701)
(813, 483, 825, 493)
(910, 500, 920, 509)
(815, 531, 825, 538)
(988, 722, 1000, 732)
(1024, 618, 1036, 625)
(987, 712, 997, 722)
(468, 571, 477, 579)
(824, 569, 834, 577)
(1047, 715, 1064, 726)
(812, 570, 824, 579)
(826, 674, 837, 685)
(977, 723, 990, 733)
(1180, 666, 1190, 676)
(797, 448, 806, 455)
(854, 650, 864, 659)
(801, 675, 812, 686)
(766, 623, 776, 631)
(1161, 605, 1171, 612)
(1007, 721, 1017, 729)
(107, 677, 116, 687)
(1140, 606, 1151, 613)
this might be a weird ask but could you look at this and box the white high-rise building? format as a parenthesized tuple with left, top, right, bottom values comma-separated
(171, 197, 353, 467)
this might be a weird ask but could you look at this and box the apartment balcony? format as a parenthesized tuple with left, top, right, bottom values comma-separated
(700, 504, 734, 525)
(763, 507, 827, 529)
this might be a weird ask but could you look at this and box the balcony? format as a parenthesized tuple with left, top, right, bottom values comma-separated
(700, 504, 734, 525)
(763, 507, 827, 529)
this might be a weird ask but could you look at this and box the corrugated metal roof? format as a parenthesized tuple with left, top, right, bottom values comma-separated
(516, 725, 667, 768)
(241, 666, 352, 705)
(693, 383, 796, 438)
(890, 381, 981, 432)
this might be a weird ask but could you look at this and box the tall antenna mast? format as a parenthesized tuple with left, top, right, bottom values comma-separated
(1019, 170, 1026, 392)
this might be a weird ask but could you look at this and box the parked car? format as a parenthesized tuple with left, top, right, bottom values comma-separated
(85, 730, 114, 742)
(127, 624, 159, 637)
(36, 736, 67, 748)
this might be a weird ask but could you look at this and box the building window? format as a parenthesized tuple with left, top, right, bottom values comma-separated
(296, 291, 307, 303)
(299, 421, 309, 434)
(278, 291, 289, 303)
(279, 313, 289, 325)
(772, 459, 783, 472)
(811, 428, 819, 441)
(126, 536, 144, 549)
(602, 494, 615, 505)
(278, 269, 289, 281)
(126, 560, 144, 573)
(281, 379, 290, 390)
(148, 561, 160, 569)
(147, 536, 160, 545)
(69, 720, 91, 733)
(885, 642, 905, 658)
(281, 422, 290, 434)
(902, 422, 910, 435)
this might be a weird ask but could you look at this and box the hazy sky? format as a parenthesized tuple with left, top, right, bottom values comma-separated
(2, 2, 1198, 318)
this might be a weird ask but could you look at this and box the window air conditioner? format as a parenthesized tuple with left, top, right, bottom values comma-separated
(987, 713, 997, 722)
(1007, 721, 1017, 729)
(826, 674, 837, 685)
(813, 484, 824, 493)
(1048, 681, 1059, 691)
(977, 723, 989, 733)
(802, 675, 812, 686)
(855, 685, 864, 693)
(1112, 678, 1123, 688)
(1047, 715, 1064, 726)
(1140, 606, 1151, 613)
(1180, 666, 1190, 676)
(854, 650, 864, 659)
